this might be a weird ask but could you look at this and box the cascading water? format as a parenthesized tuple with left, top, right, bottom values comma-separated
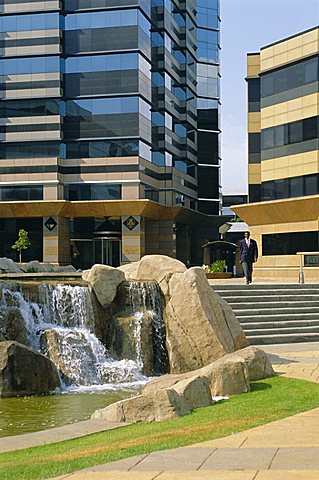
(129, 281, 168, 375)
(0, 284, 147, 391)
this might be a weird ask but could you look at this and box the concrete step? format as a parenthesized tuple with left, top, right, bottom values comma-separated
(246, 325, 319, 336)
(235, 306, 319, 316)
(214, 288, 319, 297)
(248, 332, 319, 345)
(214, 283, 319, 345)
(224, 294, 319, 302)
(213, 284, 319, 290)
(231, 300, 319, 310)
(243, 319, 319, 330)
(239, 312, 319, 323)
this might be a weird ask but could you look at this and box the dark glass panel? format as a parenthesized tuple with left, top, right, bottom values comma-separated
(290, 176, 303, 197)
(304, 175, 318, 196)
(0, 185, 43, 201)
(0, 142, 60, 159)
(248, 133, 260, 153)
(65, 183, 121, 200)
(303, 116, 318, 141)
(249, 184, 261, 203)
(197, 167, 219, 198)
(248, 78, 260, 102)
(263, 231, 318, 256)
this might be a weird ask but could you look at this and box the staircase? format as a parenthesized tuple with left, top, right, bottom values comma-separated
(213, 284, 319, 345)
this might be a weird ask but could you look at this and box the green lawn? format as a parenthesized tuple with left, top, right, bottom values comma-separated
(1, 376, 319, 480)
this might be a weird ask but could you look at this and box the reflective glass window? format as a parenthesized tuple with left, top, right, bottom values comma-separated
(65, 53, 138, 73)
(261, 57, 319, 98)
(288, 121, 303, 144)
(0, 13, 59, 32)
(248, 78, 260, 102)
(65, 9, 149, 33)
(0, 56, 60, 75)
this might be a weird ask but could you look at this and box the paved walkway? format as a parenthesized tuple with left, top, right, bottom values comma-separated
(46, 343, 319, 480)
(0, 420, 127, 453)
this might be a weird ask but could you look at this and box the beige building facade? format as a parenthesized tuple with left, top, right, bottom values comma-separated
(233, 26, 319, 282)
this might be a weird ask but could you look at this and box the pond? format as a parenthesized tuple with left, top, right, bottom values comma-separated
(0, 388, 138, 438)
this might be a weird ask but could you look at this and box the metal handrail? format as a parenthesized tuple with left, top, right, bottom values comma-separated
(296, 252, 319, 284)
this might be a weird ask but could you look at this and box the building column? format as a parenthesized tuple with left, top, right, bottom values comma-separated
(145, 219, 176, 258)
(121, 215, 145, 264)
(43, 216, 70, 265)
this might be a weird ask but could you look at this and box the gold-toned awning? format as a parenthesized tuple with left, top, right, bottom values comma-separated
(0, 199, 223, 226)
(232, 195, 319, 226)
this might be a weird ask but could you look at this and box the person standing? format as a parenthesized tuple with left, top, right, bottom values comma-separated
(239, 231, 258, 284)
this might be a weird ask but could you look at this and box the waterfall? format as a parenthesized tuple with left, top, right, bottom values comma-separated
(129, 281, 168, 375)
(0, 283, 147, 390)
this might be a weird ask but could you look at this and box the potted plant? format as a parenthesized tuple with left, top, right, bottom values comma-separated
(203, 260, 232, 279)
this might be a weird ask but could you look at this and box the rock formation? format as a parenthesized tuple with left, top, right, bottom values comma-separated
(0, 307, 28, 345)
(85, 255, 249, 375)
(86, 254, 275, 423)
(82, 264, 125, 308)
(0, 341, 60, 397)
(0, 257, 76, 274)
(91, 345, 274, 423)
(164, 267, 248, 373)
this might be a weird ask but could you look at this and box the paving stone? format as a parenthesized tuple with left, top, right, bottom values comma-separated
(131, 448, 215, 471)
(271, 447, 319, 470)
(55, 473, 160, 480)
(157, 471, 257, 480)
(188, 435, 248, 449)
(255, 470, 319, 480)
(199, 447, 277, 470)
(79, 454, 149, 472)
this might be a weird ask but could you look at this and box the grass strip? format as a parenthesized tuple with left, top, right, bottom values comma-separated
(1, 376, 319, 480)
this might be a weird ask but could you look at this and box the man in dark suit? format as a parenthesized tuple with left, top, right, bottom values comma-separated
(239, 231, 258, 284)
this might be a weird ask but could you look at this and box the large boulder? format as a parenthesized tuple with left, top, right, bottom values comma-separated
(20, 261, 77, 273)
(0, 341, 60, 397)
(233, 346, 275, 380)
(165, 267, 249, 373)
(199, 355, 250, 396)
(82, 264, 125, 308)
(119, 255, 187, 300)
(0, 307, 28, 345)
(0, 258, 23, 274)
(20, 261, 53, 273)
(92, 351, 257, 424)
(92, 374, 212, 423)
(142, 355, 250, 398)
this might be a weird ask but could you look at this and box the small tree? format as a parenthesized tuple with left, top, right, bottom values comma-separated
(11, 229, 31, 263)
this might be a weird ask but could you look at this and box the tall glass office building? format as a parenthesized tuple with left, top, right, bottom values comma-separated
(0, 0, 221, 268)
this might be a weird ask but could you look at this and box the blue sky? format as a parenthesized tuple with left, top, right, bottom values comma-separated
(220, 0, 319, 195)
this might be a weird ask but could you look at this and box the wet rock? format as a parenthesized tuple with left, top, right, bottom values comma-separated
(0, 307, 28, 345)
(108, 310, 154, 376)
(41, 328, 101, 386)
(0, 341, 60, 397)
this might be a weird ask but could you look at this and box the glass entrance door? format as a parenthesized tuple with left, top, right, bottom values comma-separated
(93, 237, 121, 267)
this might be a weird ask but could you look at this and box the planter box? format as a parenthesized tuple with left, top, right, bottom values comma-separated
(205, 272, 232, 279)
